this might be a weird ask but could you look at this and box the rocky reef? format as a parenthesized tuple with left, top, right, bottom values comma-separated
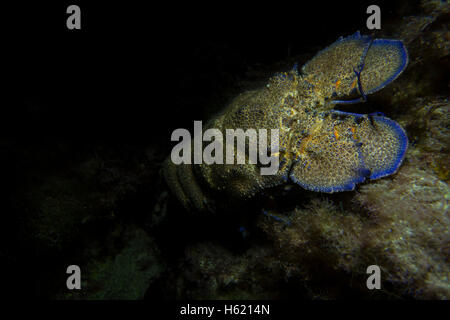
(2, 0, 448, 300)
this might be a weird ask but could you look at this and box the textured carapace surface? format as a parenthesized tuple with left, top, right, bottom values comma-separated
(164, 31, 409, 212)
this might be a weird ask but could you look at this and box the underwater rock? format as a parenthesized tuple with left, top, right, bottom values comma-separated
(7, 145, 165, 298)
(177, 243, 284, 299)
(355, 154, 449, 299)
(258, 176, 449, 299)
(258, 198, 369, 299)
(59, 225, 164, 300)
(15, 151, 155, 253)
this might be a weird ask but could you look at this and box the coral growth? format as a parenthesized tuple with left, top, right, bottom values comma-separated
(59, 225, 164, 300)
(178, 243, 283, 299)
(355, 154, 449, 298)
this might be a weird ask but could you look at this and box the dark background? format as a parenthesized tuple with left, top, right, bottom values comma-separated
(2, 0, 419, 298)
(5, 0, 414, 145)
